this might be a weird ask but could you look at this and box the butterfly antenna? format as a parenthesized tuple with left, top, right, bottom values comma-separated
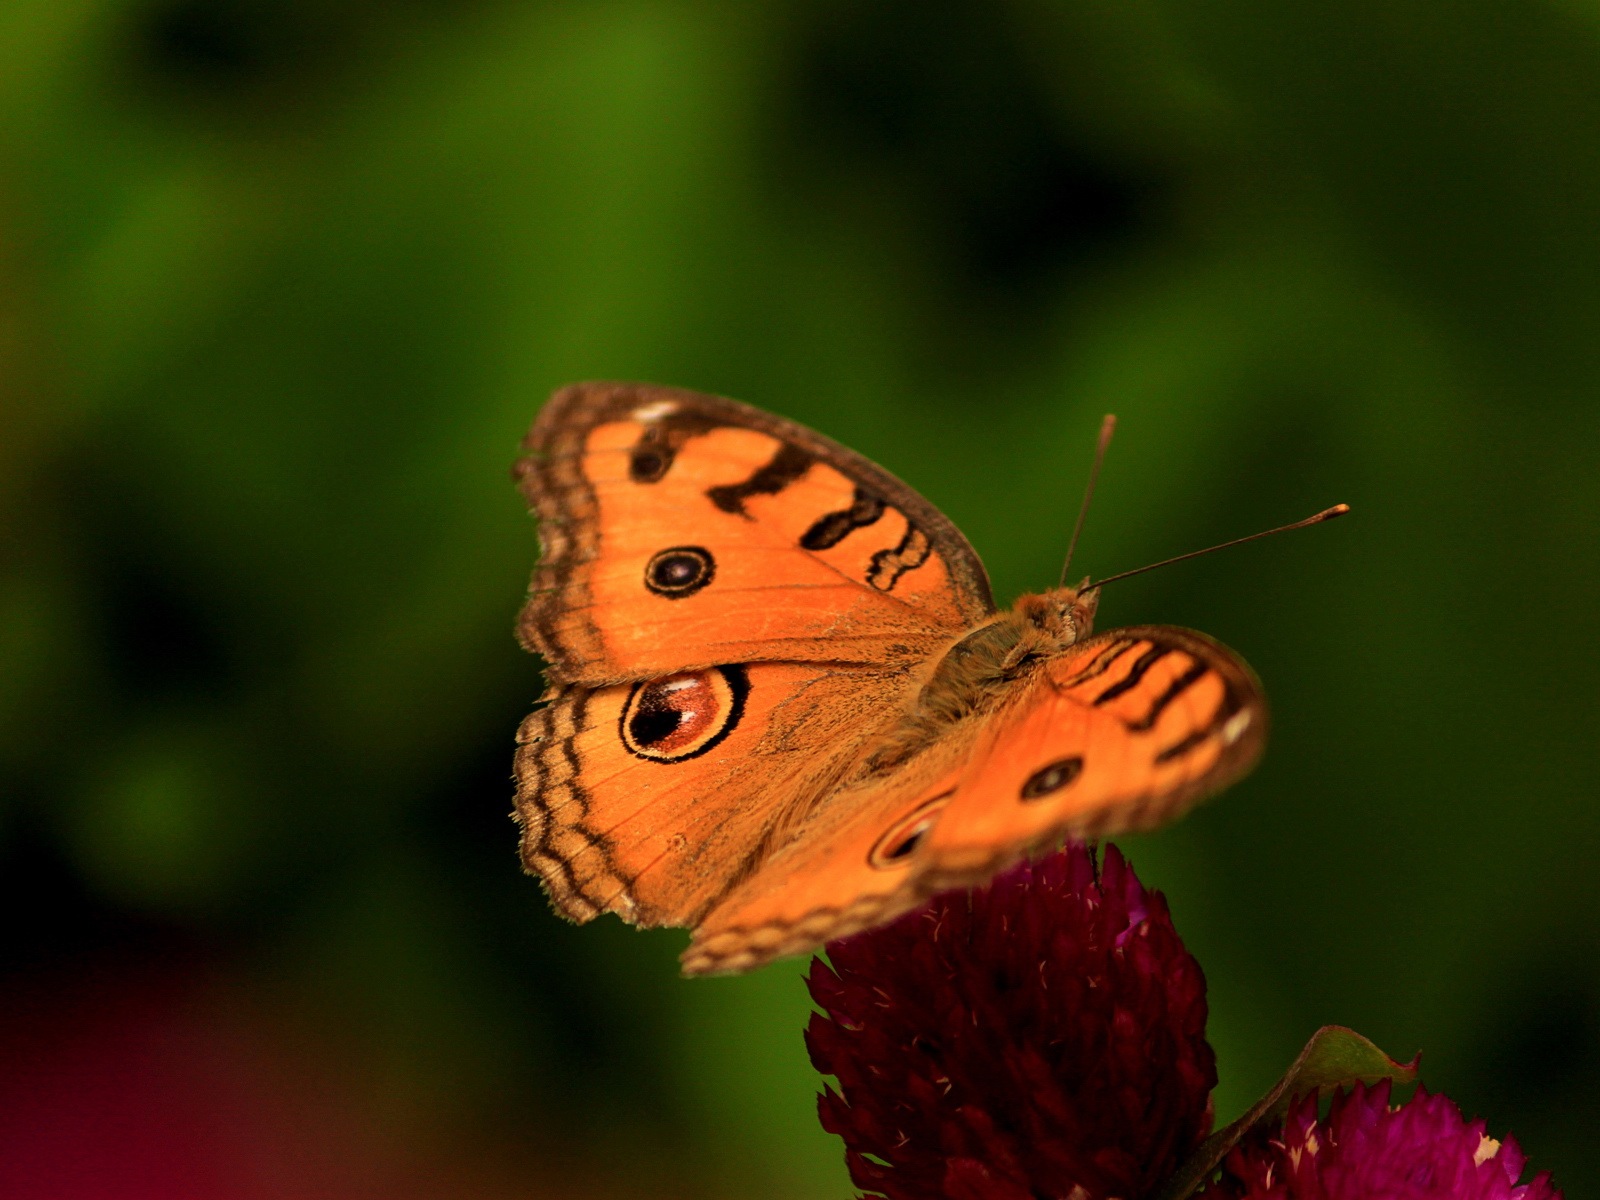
(1060, 414, 1118, 588)
(1085, 503, 1350, 591)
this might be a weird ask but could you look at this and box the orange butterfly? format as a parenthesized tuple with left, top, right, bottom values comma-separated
(512, 383, 1328, 974)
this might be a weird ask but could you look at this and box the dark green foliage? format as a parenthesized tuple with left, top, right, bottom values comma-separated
(2, 0, 1598, 1192)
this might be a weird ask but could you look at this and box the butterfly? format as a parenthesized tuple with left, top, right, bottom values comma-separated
(512, 382, 1276, 975)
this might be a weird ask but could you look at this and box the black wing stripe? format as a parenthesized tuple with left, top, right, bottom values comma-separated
(1094, 644, 1172, 706)
(706, 443, 814, 516)
(1057, 638, 1138, 689)
(1154, 681, 1247, 763)
(800, 486, 888, 550)
(1127, 659, 1209, 732)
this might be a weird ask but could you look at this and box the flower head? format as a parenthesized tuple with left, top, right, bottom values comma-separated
(1198, 1081, 1562, 1200)
(805, 843, 1215, 1200)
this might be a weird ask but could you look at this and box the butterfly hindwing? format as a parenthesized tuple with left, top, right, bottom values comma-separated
(681, 740, 972, 975)
(515, 662, 908, 927)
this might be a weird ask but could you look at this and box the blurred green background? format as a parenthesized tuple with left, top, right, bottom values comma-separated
(3, 1, 1598, 1195)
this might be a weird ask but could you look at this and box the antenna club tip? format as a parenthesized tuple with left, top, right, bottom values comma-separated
(1084, 500, 1352, 591)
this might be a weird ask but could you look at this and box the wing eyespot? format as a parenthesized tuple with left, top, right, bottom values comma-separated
(619, 666, 748, 761)
(869, 790, 954, 870)
(1020, 756, 1084, 801)
(645, 546, 715, 597)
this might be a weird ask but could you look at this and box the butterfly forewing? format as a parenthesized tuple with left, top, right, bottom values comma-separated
(515, 383, 994, 684)
(915, 626, 1266, 891)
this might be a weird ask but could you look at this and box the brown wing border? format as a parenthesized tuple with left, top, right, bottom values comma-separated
(512, 381, 996, 681)
(513, 687, 617, 924)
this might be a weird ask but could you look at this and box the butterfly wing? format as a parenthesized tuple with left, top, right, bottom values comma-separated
(515, 381, 993, 684)
(681, 625, 1264, 973)
(914, 625, 1266, 891)
(513, 382, 996, 927)
(517, 662, 909, 926)
(681, 740, 973, 974)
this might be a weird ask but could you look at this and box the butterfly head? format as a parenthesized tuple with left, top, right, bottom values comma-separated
(1014, 581, 1100, 650)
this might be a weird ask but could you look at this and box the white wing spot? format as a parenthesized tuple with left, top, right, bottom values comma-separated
(632, 400, 679, 422)
(1221, 710, 1253, 745)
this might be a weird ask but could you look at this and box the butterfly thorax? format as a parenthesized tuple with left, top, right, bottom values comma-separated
(863, 585, 1099, 773)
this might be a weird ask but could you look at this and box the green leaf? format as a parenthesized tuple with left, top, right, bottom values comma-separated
(1152, 1026, 1418, 1200)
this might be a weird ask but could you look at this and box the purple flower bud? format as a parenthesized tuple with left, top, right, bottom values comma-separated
(805, 844, 1216, 1200)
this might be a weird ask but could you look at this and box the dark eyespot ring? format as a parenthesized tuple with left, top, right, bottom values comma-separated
(869, 791, 954, 870)
(1020, 756, 1084, 801)
(645, 545, 714, 598)
(619, 665, 749, 762)
(883, 825, 926, 862)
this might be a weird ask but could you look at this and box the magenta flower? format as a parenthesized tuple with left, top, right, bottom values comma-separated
(1197, 1082, 1561, 1200)
(805, 844, 1215, 1200)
